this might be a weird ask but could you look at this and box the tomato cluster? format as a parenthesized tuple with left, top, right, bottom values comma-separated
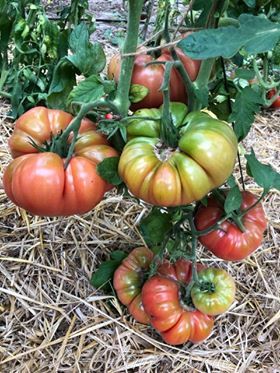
(3, 107, 118, 216)
(113, 247, 236, 345)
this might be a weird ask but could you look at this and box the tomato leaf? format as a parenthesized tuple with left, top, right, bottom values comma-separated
(97, 157, 123, 186)
(67, 75, 115, 108)
(129, 84, 149, 103)
(229, 86, 264, 141)
(67, 23, 106, 76)
(90, 251, 127, 290)
(178, 14, 280, 59)
(140, 208, 172, 247)
(235, 68, 256, 80)
(245, 149, 280, 192)
(47, 58, 77, 109)
(110, 250, 127, 262)
(224, 186, 242, 214)
(227, 175, 238, 188)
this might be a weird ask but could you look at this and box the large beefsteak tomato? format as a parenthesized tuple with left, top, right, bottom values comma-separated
(118, 105, 238, 207)
(108, 47, 200, 110)
(194, 191, 267, 261)
(3, 107, 118, 216)
(142, 266, 214, 345)
(113, 247, 154, 324)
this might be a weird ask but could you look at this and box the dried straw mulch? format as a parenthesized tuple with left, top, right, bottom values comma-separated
(0, 101, 279, 373)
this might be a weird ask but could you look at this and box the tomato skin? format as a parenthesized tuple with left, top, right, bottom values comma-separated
(4, 107, 118, 216)
(195, 191, 267, 261)
(119, 108, 237, 207)
(191, 268, 236, 316)
(3, 153, 107, 216)
(142, 275, 214, 345)
(267, 89, 280, 109)
(113, 247, 154, 324)
(108, 47, 200, 110)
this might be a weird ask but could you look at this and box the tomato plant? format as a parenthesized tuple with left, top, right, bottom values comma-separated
(195, 191, 267, 261)
(113, 247, 154, 324)
(119, 106, 237, 206)
(3, 107, 118, 216)
(191, 268, 236, 316)
(108, 47, 200, 110)
(142, 275, 214, 345)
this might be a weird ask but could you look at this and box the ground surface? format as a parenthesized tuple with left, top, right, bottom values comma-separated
(0, 1, 280, 372)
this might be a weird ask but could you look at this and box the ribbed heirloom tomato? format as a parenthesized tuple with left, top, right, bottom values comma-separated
(118, 103, 238, 206)
(142, 260, 214, 346)
(195, 191, 267, 260)
(108, 47, 200, 109)
(113, 247, 154, 324)
(3, 107, 118, 216)
(191, 268, 236, 316)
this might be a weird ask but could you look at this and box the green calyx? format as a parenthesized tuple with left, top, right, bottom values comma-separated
(28, 131, 70, 158)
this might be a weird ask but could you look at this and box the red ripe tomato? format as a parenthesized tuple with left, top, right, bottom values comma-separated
(142, 275, 214, 345)
(195, 191, 267, 261)
(108, 47, 200, 110)
(113, 247, 154, 324)
(3, 107, 118, 216)
(104, 113, 113, 120)
(267, 89, 280, 109)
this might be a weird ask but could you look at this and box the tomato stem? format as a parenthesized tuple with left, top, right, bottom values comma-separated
(171, 50, 198, 111)
(159, 61, 179, 147)
(239, 190, 266, 218)
(49, 99, 118, 159)
(187, 213, 199, 284)
(112, 0, 145, 116)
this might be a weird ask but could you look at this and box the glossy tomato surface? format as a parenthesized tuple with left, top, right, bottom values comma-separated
(113, 247, 154, 324)
(119, 106, 237, 207)
(195, 191, 267, 260)
(3, 107, 118, 216)
(108, 47, 200, 110)
(142, 275, 214, 345)
(191, 268, 236, 316)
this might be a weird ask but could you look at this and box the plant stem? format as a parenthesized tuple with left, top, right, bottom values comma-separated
(0, 90, 11, 99)
(220, 57, 245, 190)
(171, 50, 197, 110)
(187, 213, 199, 284)
(239, 190, 266, 218)
(159, 61, 178, 147)
(113, 0, 145, 116)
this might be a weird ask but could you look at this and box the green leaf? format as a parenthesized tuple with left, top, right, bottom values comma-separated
(110, 250, 127, 262)
(67, 75, 115, 107)
(229, 86, 263, 141)
(90, 250, 127, 290)
(178, 14, 280, 59)
(245, 149, 280, 192)
(47, 58, 77, 110)
(227, 175, 238, 188)
(243, 0, 256, 7)
(140, 208, 172, 247)
(129, 84, 149, 103)
(235, 68, 256, 80)
(96, 157, 123, 186)
(224, 186, 242, 214)
(67, 23, 106, 76)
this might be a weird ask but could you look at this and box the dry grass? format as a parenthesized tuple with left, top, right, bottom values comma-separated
(0, 101, 279, 373)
